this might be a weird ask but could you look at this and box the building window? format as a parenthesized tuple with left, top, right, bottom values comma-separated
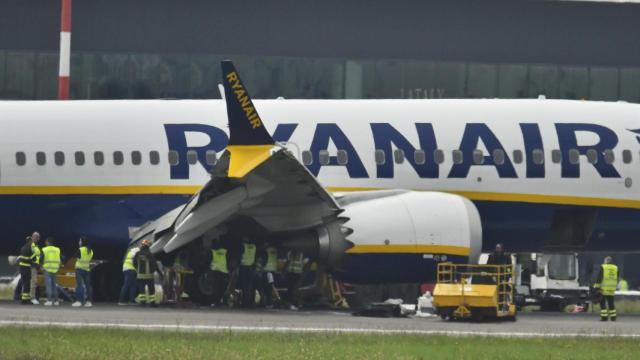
(168, 151, 179, 166)
(375, 150, 385, 165)
(75, 151, 85, 166)
(187, 150, 198, 165)
(472, 150, 484, 165)
(414, 150, 426, 165)
(54, 151, 65, 166)
(337, 150, 348, 165)
(113, 151, 124, 165)
(394, 149, 405, 164)
(16, 152, 26, 166)
(94, 151, 104, 166)
(622, 150, 632, 164)
(149, 151, 160, 165)
(512, 150, 523, 164)
(551, 149, 562, 164)
(452, 150, 463, 164)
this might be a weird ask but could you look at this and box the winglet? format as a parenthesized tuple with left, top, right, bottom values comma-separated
(221, 60, 275, 178)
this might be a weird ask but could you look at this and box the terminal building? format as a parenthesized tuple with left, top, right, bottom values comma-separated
(1, 0, 640, 102)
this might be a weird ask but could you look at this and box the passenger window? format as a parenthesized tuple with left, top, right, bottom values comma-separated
(205, 150, 217, 166)
(168, 151, 179, 166)
(375, 150, 385, 165)
(512, 150, 523, 164)
(622, 150, 632, 164)
(301, 151, 312, 165)
(187, 150, 198, 165)
(113, 151, 124, 165)
(569, 149, 580, 165)
(603, 149, 614, 165)
(434, 149, 445, 164)
(36, 152, 46, 166)
(452, 150, 463, 164)
(394, 149, 405, 164)
(586, 149, 598, 164)
(16, 152, 26, 166)
(472, 150, 484, 165)
(75, 151, 85, 166)
(532, 149, 544, 165)
(319, 150, 330, 165)
(131, 151, 142, 165)
(551, 149, 561, 164)
(149, 151, 160, 165)
(414, 150, 426, 165)
(94, 151, 104, 166)
(492, 149, 505, 165)
(337, 150, 348, 165)
(54, 151, 65, 166)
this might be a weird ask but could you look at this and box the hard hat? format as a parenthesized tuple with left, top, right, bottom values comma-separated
(141, 239, 152, 247)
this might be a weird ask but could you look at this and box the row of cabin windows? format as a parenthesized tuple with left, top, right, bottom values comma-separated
(14, 148, 632, 167)
(15, 150, 218, 167)
(300, 148, 628, 166)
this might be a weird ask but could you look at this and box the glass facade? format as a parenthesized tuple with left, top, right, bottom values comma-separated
(1, 50, 640, 103)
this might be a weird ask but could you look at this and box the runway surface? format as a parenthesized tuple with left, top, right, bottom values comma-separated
(1, 301, 638, 337)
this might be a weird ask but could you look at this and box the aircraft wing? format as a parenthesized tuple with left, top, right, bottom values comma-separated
(144, 61, 347, 259)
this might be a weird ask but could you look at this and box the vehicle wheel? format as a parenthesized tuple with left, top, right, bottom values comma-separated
(184, 271, 211, 305)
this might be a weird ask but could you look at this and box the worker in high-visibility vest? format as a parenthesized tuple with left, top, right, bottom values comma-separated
(208, 239, 229, 307)
(29, 231, 41, 304)
(239, 237, 257, 308)
(257, 245, 279, 308)
(72, 236, 94, 308)
(17, 236, 35, 305)
(133, 239, 159, 307)
(42, 237, 62, 306)
(285, 250, 307, 311)
(118, 245, 139, 305)
(618, 278, 629, 291)
(594, 256, 618, 321)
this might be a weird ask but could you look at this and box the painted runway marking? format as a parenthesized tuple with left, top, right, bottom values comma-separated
(0, 320, 637, 338)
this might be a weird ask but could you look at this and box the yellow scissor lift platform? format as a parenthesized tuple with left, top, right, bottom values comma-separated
(433, 263, 516, 321)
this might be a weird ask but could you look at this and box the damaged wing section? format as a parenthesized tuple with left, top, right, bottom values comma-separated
(133, 60, 353, 270)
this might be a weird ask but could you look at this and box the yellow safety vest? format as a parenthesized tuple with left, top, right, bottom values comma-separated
(264, 247, 278, 272)
(31, 243, 41, 265)
(287, 252, 304, 274)
(76, 246, 93, 271)
(122, 248, 136, 272)
(241, 243, 256, 266)
(210, 248, 228, 273)
(598, 263, 618, 296)
(136, 252, 154, 280)
(619, 279, 629, 291)
(42, 246, 61, 274)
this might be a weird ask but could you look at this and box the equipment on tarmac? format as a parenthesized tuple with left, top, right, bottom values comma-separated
(433, 262, 517, 321)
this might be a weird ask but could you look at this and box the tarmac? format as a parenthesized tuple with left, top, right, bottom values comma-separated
(1, 301, 639, 337)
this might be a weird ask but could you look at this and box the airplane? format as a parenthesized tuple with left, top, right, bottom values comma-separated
(1, 60, 639, 299)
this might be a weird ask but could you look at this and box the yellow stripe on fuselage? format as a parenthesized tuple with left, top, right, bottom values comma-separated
(347, 244, 470, 256)
(0, 185, 636, 209)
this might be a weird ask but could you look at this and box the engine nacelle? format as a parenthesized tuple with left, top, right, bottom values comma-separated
(333, 191, 482, 283)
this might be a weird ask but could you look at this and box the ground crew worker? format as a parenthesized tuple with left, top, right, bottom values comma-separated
(17, 236, 35, 305)
(29, 231, 41, 304)
(118, 245, 139, 305)
(239, 237, 257, 307)
(42, 237, 62, 306)
(618, 278, 629, 291)
(133, 239, 159, 307)
(285, 250, 306, 310)
(209, 240, 229, 307)
(594, 256, 618, 321)
(260, 245, 279, 308)
(72, 236, 93, 307)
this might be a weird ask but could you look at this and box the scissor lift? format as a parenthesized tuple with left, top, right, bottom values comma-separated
(433, 263, 516, 321)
